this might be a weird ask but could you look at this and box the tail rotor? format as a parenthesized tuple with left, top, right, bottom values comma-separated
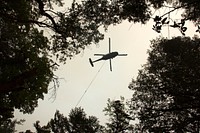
(89, 58, 94, 67)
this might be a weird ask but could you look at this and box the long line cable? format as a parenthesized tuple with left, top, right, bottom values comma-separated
(75, 61, 106, 107)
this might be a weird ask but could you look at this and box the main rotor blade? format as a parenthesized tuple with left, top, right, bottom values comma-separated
(109, 59, 112, 71)
(109, 38, 111, 53)
(94, 54, 104, 56)
(118, 54, 128, 56)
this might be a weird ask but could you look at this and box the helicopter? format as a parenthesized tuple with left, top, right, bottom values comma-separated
(89, 38, 127, 71)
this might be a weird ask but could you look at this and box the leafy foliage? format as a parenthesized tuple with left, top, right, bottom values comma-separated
(1, 0, 200, 127)
(129, 36, 200, 132)
(1, 0, 200, 63)
(0, 119, 25, 133)
(0, 0, 57, 122)
(104, 97, 133, 133)
(0, 19, 55, 121)
(34, 107, 104, 133)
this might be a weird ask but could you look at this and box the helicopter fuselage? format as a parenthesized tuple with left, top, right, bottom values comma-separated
(101, 52, 118, 60)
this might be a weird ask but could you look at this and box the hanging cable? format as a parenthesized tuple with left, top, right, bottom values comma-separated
(75, 61, 106, 107)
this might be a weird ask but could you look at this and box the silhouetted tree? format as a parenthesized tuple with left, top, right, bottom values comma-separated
(0, 0, 105, 63)
(48, 110, 69, 133)
(0, 18, 56, 123)
(73, 0, 200, 35)
(34, 121, 51, 133)
(104, 97, 134, 133)
(0, 119, 25, 133)
(0, 0, 60, 122)
(34, 107, 104, 133)
(2, 0, 200, 66)
(129, 36, 200, 132)
(68, 107, 104, 133)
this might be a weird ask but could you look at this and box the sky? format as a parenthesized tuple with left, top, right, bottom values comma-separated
(14, 1, 198, 132)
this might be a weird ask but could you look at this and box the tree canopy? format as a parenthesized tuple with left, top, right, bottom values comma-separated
(1, 0, 200, 127)
(103, 97, 133, 133)
(0, 119, 25, 133)
(128, 36, 200, 132)
(0, 13, 55, 122)
(32, 107, 104, 133)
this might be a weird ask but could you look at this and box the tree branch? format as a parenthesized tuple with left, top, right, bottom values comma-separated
(160, 6, 182, 18)
(18, 19, 53, 28)
(159, 0, 199, 19)
(0, 11, 54, 29)
(34, 0, 62, 34)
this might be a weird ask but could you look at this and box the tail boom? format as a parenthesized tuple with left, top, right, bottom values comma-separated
(89, 58, 94, 67)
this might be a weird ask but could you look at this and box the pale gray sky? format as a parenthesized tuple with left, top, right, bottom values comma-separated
(14, 1, 198, 132)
